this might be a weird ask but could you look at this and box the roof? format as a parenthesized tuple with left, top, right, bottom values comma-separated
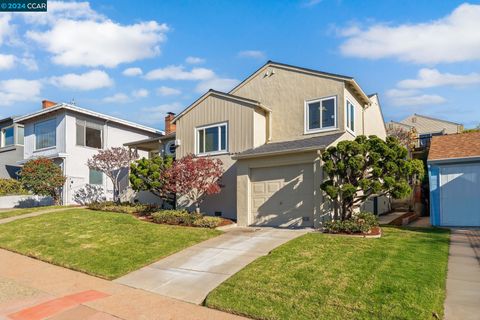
(124, 133, 176, 151)
(234, 133, 344, 159)
(14, 103, 163, 135)
(399, 113, 462, 135)
(412, 113, 461, 126)
(172, 90, 270, 124)
(428, 132, 480, 162)
(229, 60, 371, 105)
(387, 121, 414, 130)
(0, 116, 14, 124)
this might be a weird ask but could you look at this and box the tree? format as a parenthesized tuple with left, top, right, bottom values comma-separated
(19, 158, 66, 205)
(87, 147, 138, 203)
(168, 154, 224, 213)
(386, 126, 416, 151)
(320, 135, 424, 221)
(129, 155, 174, 204)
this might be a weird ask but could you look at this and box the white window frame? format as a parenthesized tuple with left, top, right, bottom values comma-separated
(304, 95, 337, 134)
(1, 125, 15, 148)
(195, 122, 228, 156)
(76, 119, 104, 149)
(345, 98, 356, 135)
(34, 118, 57, 151)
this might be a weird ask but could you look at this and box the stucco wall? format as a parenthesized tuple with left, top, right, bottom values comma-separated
(364, 95, 387, 139)
(0, 146, 23, 178)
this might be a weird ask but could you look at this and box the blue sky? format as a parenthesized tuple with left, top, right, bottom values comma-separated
(1, 0, 479, 129)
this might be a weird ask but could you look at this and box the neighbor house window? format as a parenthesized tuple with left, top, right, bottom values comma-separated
(35, 118, 56, 149)
(1, 126, 14, 147)
(196, 123, 227, 155)
(16, 126, 24, 145)
(305, 96, 337, 132)
(89, 168, 103, 185)
(76, 119, 103, 149)
(346, 100, 355, 133)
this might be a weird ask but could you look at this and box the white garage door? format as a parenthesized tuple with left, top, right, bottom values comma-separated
(440, 163, 480, 226)
(251, 163, 314, 227)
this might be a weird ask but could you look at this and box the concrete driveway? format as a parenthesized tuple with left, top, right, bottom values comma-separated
(116, 227, 309, 304)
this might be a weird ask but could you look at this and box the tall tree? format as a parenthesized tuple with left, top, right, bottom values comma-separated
(167, 154, 224, 213)
(386, 126, 416, 151)
(87, 147, 138, 203)
(320, 135, 424, 221)
(20, 158, 66, 205)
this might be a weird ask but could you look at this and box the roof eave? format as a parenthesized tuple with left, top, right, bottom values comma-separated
(428, 155, 480, 164)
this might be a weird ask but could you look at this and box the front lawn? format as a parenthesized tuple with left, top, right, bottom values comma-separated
(0, 205, 66, 220)
(0, 209, 220, 279)
(206, 227, 450, 320)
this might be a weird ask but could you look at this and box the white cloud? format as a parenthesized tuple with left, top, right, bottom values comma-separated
(103, 93, 130, 103)
(157, 86, 181, 96)
(145, 65, 215, 80)
(238, 50, 265, 59)
(185, 56, 205, 64)
(0, 54, 15, 70)
(122, 67, 143, 76)
(28, 19, 168, 68)
(398, 68, 480, 89)
(0, 79, 42, 106)
(386, 89, 446, 106)
(21, 1, 105, 25)
(138, 102, 183, 125)
(50, 70, 113, 91)
(132, 88, 149, 98)
(340, 3, 480, 64)
(195, 77, 239, 93)
(0, 14, 13, 46)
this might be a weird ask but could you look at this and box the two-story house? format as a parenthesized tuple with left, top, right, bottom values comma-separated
(172, 61, 387, 228)
(15, 100, 162, 205)
(0, 116, 24, 178)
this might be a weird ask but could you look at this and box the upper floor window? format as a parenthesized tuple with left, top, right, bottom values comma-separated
(196, 122, 227, 155)
(305, 96, 337, 133)
(35, 118, 56, 150)
(76, 119, 103, 149)
(346, 99, 355, 133)
(1, 126, 14, 147)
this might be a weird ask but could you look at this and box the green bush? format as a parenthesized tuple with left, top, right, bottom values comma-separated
(151, 210, 200, 226)
(324, 212, 379, 234)
(192, 216, 224, 228)
(87, 201, 156, 215)
(0, 179, 28, 196)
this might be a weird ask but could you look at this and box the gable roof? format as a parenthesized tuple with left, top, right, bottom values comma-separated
(172, 89, 271, 124)
(229, 60, 371, 105)
(407, 113, 462, 126)
(387, 120, 414, 130)
(428, 132, 480, 162)
(14, 103, 162, 134)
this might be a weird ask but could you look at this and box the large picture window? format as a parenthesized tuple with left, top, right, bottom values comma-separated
(196, 123, 227, 155)
(346, 99, 355, 133)
(1, 126, 14, 147)
(305, 96, 337, 133)
(35, 119, 56, 150)
(76, 119, 103, 149)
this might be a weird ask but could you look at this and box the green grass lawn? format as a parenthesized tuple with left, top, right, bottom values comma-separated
(0, 209, 220, 279)
(0, 205, 66, 220)
(206, 227, 450, 320)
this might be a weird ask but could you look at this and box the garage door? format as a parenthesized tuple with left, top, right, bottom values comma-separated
(251, 163, 314, 227)
(440, 163, 480, 226)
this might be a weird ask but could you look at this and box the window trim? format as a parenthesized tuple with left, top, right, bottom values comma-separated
(34, 118, 57, 151)
(195, 122, 228, 156)
(76, 119, 104, 149)
(345, 98, 356, 136)
(304, 95, 338, 135)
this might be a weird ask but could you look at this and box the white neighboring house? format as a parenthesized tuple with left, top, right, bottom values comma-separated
(15, 100, 163, 205)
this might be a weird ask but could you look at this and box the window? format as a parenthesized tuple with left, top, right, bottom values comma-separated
(196, 123, 227, 155)
(35, 119, 56, 150)
(17, 126, 24, 145)
(346, 100, 355, 133)
(89, 168, 103, 185)
(305, 96, 337, 133)
(76, 119, 103, 149)
(1, 126, 14, 147)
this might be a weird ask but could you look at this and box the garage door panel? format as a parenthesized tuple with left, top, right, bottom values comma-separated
(251, 164, 314, 227)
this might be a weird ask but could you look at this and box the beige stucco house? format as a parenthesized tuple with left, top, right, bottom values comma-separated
(172, 61, 387, 228)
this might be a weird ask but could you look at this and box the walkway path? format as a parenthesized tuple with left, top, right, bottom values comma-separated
(0, 207, 81, 225)
(116, 227, 309, 304)
(0, 249, 245, 320)
(445, 229, 480, 320)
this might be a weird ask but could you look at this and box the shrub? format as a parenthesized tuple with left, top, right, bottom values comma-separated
(324, 212, 378, 234)
(192, 216, 224, 228)
(0, 178, 28, 196)
(87, 201, 156, 216)
(151, 210, 201, 226)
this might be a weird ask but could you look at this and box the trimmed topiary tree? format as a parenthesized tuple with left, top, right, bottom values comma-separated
(320, 135, 424, 221)
(19, 158, 66, 205)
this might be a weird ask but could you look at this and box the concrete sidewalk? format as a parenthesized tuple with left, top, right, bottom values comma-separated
(0, 249, 245, 320)
(116, 227, 309, 304)
(445, 229, 480, 320)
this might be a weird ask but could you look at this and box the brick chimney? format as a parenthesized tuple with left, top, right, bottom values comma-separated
(42, 100, 57, 109)
(165, 112, 176, 134)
